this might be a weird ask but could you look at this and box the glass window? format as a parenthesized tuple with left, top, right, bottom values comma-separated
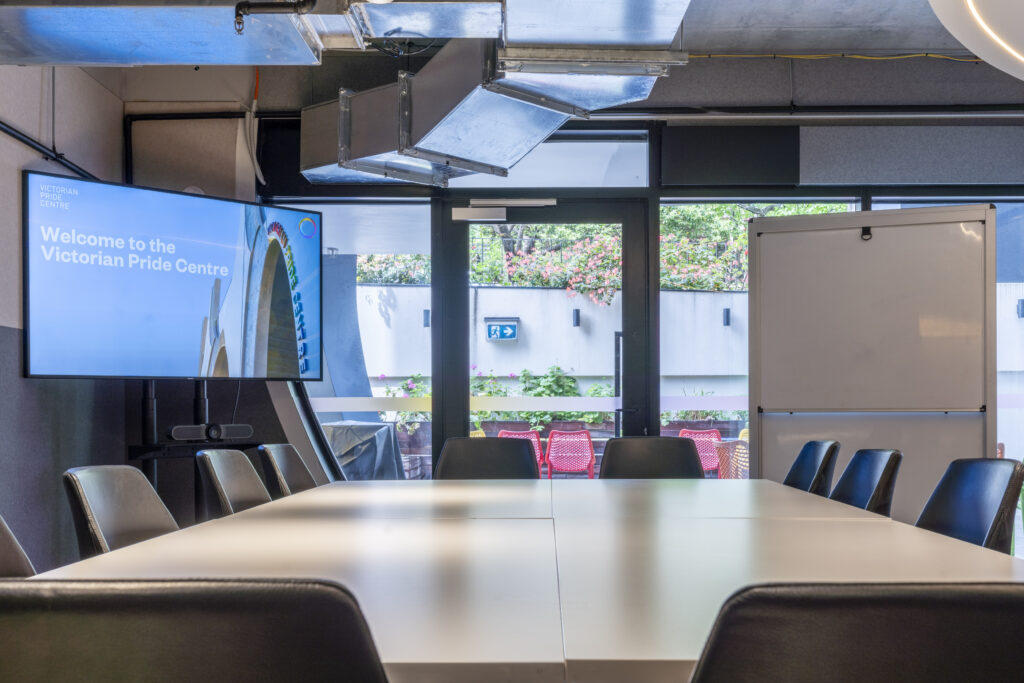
(874, 198, 1024, 556)
(291, 202, 433, 480)
(658, 202, 852, 478)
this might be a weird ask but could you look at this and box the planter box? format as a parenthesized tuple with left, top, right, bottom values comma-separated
(396, 421, 432, 455)
(661, 420, 746, 439)
(479, 421, 533, 437)
(540, 421, 584, 437)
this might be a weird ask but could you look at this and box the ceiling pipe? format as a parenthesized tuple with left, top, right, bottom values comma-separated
(588, 109, 1024, 124)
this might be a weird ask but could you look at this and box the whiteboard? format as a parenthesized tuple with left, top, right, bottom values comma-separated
(760, 412, 985, 524)
(754, 206, 992, 411)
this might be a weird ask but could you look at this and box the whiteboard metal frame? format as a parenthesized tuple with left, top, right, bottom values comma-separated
(748, 204, 997, 479)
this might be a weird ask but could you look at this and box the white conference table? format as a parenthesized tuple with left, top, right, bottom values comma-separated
(40, 479, 1024, 683)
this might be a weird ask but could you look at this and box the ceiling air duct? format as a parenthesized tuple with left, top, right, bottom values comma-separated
(0, 1, 347, 65)
(301, 2, 688, 186)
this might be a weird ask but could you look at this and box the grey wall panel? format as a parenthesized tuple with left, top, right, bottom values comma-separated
(801, 126, 1024, 185)
(0, 325, 125, 573)
(644, 59, 1024, 110)
(662, 126, 799, 185)
(681, 0, 962, 54)
(790, 59, 1024, 107)
(646, 59, 794, 108)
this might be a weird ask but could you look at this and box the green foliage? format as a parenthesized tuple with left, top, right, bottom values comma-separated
(357, 254, 430, 284)
(382, 373, 431, 434)
(469, 368, 516, 429)
(580, 382, 614, 425)
(658, 389, 748, 426)
(355, 204, 848, 299)
(519, 365, 581, 429)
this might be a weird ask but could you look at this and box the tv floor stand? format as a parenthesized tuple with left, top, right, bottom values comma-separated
(134, 379, 256, 523)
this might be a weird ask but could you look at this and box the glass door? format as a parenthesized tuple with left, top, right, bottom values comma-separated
(447, 200, 652, 478)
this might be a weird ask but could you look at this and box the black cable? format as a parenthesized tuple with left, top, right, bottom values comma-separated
(50, 66, 56, 153)
(230, 380, 242, 424)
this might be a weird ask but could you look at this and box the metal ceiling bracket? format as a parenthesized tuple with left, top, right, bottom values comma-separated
(337, 88, 354, 163)
(396, 71, 510, 177)
(481, 80, 591, 119)
(496, 46, 688, 77)
(347, 2, 372, 40)
(342, 159, 451, 187)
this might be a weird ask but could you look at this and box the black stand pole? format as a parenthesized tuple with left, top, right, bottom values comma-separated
(193, 380, 209, 425)
(192, 380, 210, 523)
(141, 379, 158, 486)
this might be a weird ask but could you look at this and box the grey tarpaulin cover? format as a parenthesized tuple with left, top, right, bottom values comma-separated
(321, 421, 406, 480)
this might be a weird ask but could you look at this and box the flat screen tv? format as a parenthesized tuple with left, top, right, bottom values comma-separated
(23, 171, 322, 380)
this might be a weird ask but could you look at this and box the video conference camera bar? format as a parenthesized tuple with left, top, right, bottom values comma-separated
(143, 379, 254, 445)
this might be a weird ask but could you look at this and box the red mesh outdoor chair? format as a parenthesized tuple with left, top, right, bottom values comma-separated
(545, 430, 596, 479)
(679, 428, 722, 476)
(498, 430, 545, 478)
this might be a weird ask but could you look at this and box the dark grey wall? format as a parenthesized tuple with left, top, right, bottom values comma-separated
(0, 325, 125, 573)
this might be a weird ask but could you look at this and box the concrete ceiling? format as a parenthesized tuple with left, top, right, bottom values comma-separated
(679, 0, 967, 53)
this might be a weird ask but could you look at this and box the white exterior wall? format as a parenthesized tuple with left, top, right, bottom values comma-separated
(357, 285, 749, 398)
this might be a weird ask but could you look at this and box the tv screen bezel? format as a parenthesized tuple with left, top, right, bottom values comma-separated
(22, 169, 324, 382)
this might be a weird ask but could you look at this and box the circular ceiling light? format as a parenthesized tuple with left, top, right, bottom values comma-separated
(929, 0, 1024, 80)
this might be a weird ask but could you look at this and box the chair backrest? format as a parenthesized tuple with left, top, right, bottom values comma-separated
(258, 444, 318, 498)
(196, 450, 272, 518)
(782, 440, 840, 496)
(497, 430, 544, 467)
(0, 514, 34, 578)
(62, 465, 178, 559)
(738, 428, 749, 442)
(599, 437, 704, 479)
(915, 458, 1024, 553)
(678, 429, 722, 472)
(713, 440, 749, 480)
(0, 579, 388, 682)
(546, 430, 595, 473)
(829, 449, 903, 516)
(435, 437, 539, 480)
(690, 582, 1024, 683)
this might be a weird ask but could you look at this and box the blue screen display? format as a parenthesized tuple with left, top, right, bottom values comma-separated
(24, 172, 321, 380)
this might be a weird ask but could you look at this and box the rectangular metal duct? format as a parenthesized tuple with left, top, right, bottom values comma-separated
(0, 2, 325, 65)
(303, 0, 689, 186)
(402, 39, 569, 174)
(347, 1, 502, 40)
(504, 0, 688, 48)
(300, 88, 475, 186)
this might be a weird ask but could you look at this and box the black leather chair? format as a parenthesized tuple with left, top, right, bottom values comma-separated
(63, 465, 179, 559)
(782, 440, 840, 496)
(197, 449, 273, 518)
(0, 579, 388, 682)
(258, 444, 318, 498)
(599, 436, 704, 479)
(690, 582, 1024, 682)
(0, 514, 34, 577)
(828, 449, 903, 516)
(435, 437, 538, 480)
(915, 458, 1024, 554)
